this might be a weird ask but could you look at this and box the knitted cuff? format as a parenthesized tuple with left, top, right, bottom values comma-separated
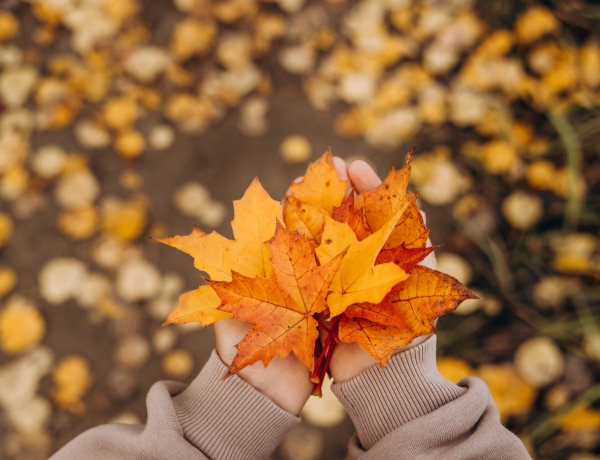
(331, 335, 466, 450)
(173, 350, 300, 459)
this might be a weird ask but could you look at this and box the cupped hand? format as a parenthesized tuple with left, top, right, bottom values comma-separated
(325, 158, 437, 383)
(215, 318, 314, 414)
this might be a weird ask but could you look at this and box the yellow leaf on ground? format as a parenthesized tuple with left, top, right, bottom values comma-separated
(560, 405, 600, 432)
(478, 363, 536, 422)
(102, 197, 148, 241)
(438, 357, 474, 384)
(0, 212, 14, 247)
(0, 267, 17, 298)
(0, 298, 45, 355)
(51, 356, 93, 415)
(161, 349, 195, 379)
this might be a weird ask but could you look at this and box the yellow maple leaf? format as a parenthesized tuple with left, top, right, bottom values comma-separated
(316, 206, 408, 317)
(164, 285, 229, 326)
(159, 178, 281, 326)
(160, 178, 281, 280)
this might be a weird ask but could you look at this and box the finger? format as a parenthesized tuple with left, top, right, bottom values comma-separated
(214, 318, 253, 366)
(347, 160, 382, 192)
(332, 156, 353, 198)
(332, 156, 349, 181)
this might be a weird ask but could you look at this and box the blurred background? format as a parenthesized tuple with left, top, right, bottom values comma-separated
(0, 0, 599, 458)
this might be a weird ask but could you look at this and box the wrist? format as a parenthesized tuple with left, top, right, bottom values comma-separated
(236, 354, 314, 415)
(173, 351, 300, 459)
(329, 334, 433, 383)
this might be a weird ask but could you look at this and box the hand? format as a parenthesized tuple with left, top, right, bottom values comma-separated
(214, 319, 314, 414)
(325, 158, 437, 383)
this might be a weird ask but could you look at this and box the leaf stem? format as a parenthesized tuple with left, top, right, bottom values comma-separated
(311, 315, 342, 396)
(315, 316, 332, 334)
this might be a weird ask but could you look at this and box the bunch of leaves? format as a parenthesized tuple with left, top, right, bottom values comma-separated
(158, 150, 476, 392)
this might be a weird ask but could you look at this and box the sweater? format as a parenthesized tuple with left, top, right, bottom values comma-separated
(50, 336, 531, 459)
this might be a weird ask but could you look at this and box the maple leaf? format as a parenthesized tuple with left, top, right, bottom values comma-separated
(158, 148, 478, 390)
(355, 150, 429, 249)
(332, 193, 371, 241)
(283, 194, 330, 244)
(230, 178, 282, 278)
(356, 149, 413, 233)
(337, 316, 417, 368)
(388, 265, 477, 329)
(339, 265, 478, 366)
(159, 178, 281, 280)
(316, 206, 409, 317)
(158, 228, 235, 282)
(209, 223, 345, 373)
(287, 149, 348, 215)
(386, 193, 429, 249)
(163, 285, 229, 327)
(158, 178, 281, 326)
(376, 244, 438, 272)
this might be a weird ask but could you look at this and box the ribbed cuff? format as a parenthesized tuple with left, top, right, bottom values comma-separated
(331, 335, 466, 451)
(172, 350, 300, 460)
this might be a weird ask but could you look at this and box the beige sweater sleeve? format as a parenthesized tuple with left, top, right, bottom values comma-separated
(50, 350, 300, 460)
(331, 335, 531, 459)
(52, 336, 530, 459)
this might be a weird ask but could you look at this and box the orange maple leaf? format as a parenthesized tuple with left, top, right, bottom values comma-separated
(376, 244, 438, 272)
(337, 316, 417, 367)
(210, 223, 345, 373)
(356, 150, 413, 233)
(386, 193, 430, 249)
(332, 193, 371, 241)
(339, 265, 478, 366)
(283, 150, 348, 244)
(356, 150, 429, 250)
